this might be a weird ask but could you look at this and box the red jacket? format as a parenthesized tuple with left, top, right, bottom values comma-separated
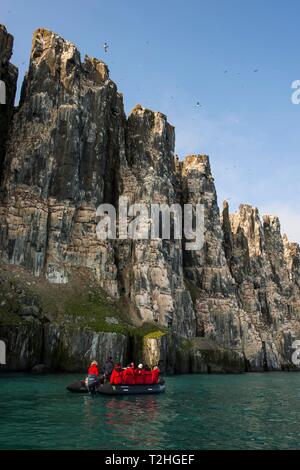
(134, 369, 144, 385)
(88, 365, 99, 376)
(152, 369, 160, 384)
(123, 367, 135, 385)
(110, 368, 123, 385)
(143, 370, 153, 385)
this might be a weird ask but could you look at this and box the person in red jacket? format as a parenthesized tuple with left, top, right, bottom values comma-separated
(122, 363, 135, 385)
(86, 360, 99, 393)
(110, 364, 123, 385)
(134, 363, 145, 385)
(88, 360, 99, 376)
(143, 365, 153, 384)
(152, 366, 160, 384)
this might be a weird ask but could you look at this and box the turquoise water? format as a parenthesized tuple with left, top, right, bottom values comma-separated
(1, 372, 300, 450)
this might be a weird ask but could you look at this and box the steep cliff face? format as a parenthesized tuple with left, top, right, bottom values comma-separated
(0, 25, 18, 180)
(0, 28, 125, 296)
(181, 157, 256, 368)
(182, 155, 235, 295)
(220, 204, 300, 369)
(1, 26, 300, 373)
(118, 107, 195, 337)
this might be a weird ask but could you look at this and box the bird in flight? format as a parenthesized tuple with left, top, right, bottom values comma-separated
(196, 102, 202, 108)
(253, 69, 259, 73)
(103, 42, 109, 53)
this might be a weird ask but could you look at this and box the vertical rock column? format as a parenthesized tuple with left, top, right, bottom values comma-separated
(117, 105, 196, 337)
(181, 155, 242, 353)
(0, 28, 126, 297)
(181, 156, 278, 370)
(0, 25, 18, 181)
(182, 155, 235, 294)
(222, 204, 300, 369)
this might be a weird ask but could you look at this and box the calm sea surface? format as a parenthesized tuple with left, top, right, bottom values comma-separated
(0, 372, 300, 450)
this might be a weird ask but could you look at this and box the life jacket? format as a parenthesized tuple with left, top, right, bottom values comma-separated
(88, 365, 99, 376)
(152, 369, 160, 384)
(123, 367, 135, 385)
(110, 368, 123, 385)
(143, 370, 153, 385)
(134, 369, 144, 385)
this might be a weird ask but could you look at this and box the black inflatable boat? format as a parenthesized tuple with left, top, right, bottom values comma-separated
(67, 379, 165, 395)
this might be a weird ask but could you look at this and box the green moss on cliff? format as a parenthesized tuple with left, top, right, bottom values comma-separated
(63, 290, 130, 334)
(0, 264, 168, 341)
(144, 330, 166, 340)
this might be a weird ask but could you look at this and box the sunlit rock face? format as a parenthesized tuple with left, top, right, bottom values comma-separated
(1, 26, 300, 371)
(117, 106, 196, 336)
(0, 28, 126, 297)
(180, 157, 255, 367)
(220, 204, 300, 369)
(182, 155, 235, 295)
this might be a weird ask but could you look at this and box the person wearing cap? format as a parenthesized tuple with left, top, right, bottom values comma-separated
(88, 360, 99, 376)
(86, 360, 100, 393)
(110, 363, 123, 385)
(134, 363, 144, 385)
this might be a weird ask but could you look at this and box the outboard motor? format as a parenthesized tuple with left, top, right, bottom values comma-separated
(85, 375, 98, 394)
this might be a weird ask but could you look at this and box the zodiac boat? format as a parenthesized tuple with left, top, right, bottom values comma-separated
(67, 379, 166, 395)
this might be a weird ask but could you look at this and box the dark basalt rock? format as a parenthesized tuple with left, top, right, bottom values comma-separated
(31, 363, 49, 374)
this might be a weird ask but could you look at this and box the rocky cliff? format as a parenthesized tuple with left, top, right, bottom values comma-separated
(1, 26, 300, 373)
(0, 25, 18, 180)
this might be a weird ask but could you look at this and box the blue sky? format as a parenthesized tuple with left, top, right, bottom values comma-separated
(2, 0, 300, 241)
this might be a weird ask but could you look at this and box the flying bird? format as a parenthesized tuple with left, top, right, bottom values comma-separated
(103, 42, 109, 53)
(195, 102, 202, 108)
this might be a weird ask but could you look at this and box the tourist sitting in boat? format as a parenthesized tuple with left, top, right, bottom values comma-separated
(143, 365, 153, 384)
(152, 366, 160, 384)
(134, 363, 145, 384)
(86, 360, 100, 393)
(122, 363, 135, 385)
(110, 363, 123, 385)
